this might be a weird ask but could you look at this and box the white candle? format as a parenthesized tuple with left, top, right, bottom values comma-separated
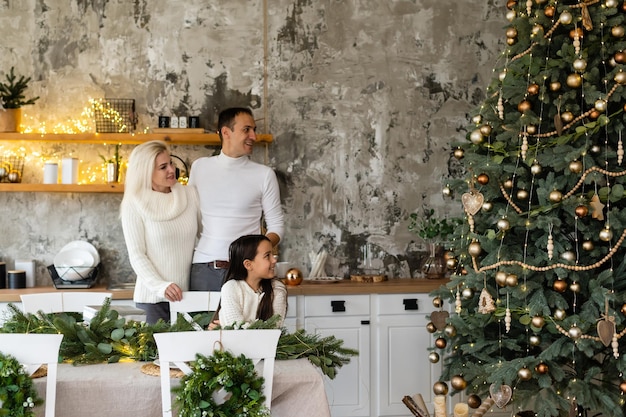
(454, 403, 469, 417)
(62, 158, 79, 184)
(434, 395, 447, 417)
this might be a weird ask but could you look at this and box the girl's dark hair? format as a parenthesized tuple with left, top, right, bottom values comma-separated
(223, 234, 275, 321)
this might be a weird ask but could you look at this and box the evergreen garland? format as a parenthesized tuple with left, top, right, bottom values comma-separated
(0, 352, 42, 417)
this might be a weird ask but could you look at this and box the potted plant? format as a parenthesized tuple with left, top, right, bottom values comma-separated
(0, 67, 40, 132)
(408, 208, 462, 279)
(100, 144, 122, 183)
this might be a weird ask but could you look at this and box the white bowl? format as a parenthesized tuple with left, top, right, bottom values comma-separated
(54, 249, 95, 281)
(60, 240, 100, 266)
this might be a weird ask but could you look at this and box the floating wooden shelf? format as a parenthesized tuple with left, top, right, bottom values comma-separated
(0, 183, 124, 193)
(0, 132, 273, 145)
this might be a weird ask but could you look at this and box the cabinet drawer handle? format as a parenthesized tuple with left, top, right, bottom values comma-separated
(361, 320, 370, 325)
(331, 300, 346, 312)
(403, 298, 419, 310)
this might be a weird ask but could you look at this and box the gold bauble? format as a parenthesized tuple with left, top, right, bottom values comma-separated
(285, 268, 303, 286)
(506, 0, 517, 9)
(620, 381, 626, 394)
(450, 375, 468, 391)
(536, 363, 549, 374)
(503, 179, 513, 189)
(426, 322, 437, 333)
(506, 10, 517, 22)
(526, 124, 537, 134)
(471, 114, 482, 124)
(549, 81, 561, 92)
(549, 190, 563, 203)
(569, 159, 583, 173)
(582, 240, 594, 251)
(570, 28, 584, 40)
(518, 367, 532, 381)
(435, 337, 447, 349)
(433, 381, 449, 396)
(476, 173, 490, 185)
(615, 51, 626, 64)
(568, 325, 582, 340)
(479, 124, 492, 136)
(599, 227, 613, 242)
(531, 315, 545, 328)
(595, 99, 608, 112)
(554, 308, 567, 320)
(544, 5, 555, 17)
(612, 25, 625, 38)
(621, 303, 626, 316)
(470, 129, 484, 144)
(559, 11, 573, 25)
(606, 0, 618, 7)
(506, 37, 517, 45)
(468, 241, 482, 257)
(482, 201, 493, 212)
(529, 334, 541, 346)
(590, 144, 602, 154)
(553, 279, 568, 293)
(516, 189, 529, 200)
(561, 111, 574, 123)
(566, 73, 583, 88)
(461, 287, 474, 299)
(614, 71, 626, 84)
(429, 351, 440, 363)
(531, 24, 543, 37)
(497, 218, 511, 231)
(518, 100, 532, 113)
(530, 162, 542, 175)
(570, 282, 581, 293)
(527, 83, 539, 95)
(495, 271, 508, 287)
(573, 58, 587, 72)
(467, 394, 482, 409)
(575, 205, 588, 218)
(505, 273, 518, 287)
(446, 257, 459, 270)
(589, 109, 600, 119)
(453, 147, 465, 159)
(506, 27, 518, 39)
(560, 250, 575, 262)
(444, 324, 457, 337)
(432, 296, 443, 308)
(442, 185, 453, 197)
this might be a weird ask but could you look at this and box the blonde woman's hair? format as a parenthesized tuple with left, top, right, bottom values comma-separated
(120, 140, 170, 212)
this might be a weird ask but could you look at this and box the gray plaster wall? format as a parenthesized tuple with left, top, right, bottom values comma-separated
(0, 0, 503, 286)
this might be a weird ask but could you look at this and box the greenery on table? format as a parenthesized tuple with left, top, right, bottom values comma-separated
(0, 300, 357, 379)
(408, 208, 462, 243)
(0, 351, 42, 417)
(174, 350, 270, 417)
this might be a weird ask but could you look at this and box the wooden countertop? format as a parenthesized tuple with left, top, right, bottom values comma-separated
(0, 279, 448, 302)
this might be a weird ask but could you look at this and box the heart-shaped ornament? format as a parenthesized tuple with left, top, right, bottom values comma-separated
(597, 319, 616, 347)
(462, 191, 484, 216)
(430, 311, 450, 331)
(489, 383, 512, 409)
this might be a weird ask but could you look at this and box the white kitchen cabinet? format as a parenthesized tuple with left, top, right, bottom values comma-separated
(304, 294, 371, 417)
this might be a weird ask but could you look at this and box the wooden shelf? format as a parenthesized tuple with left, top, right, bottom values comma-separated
(0, 132, 273, 145)
(0, 183, 124, 193)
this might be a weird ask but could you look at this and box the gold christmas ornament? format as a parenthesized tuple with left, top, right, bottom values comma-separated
(570, 282, 581, 293)
(467, 394, 482, 409)
(582, 240, 594, 251)
(599, 227, 613, 242)
(535, 363, 549, 374)
(606, 0, 618, 8)
(476, 173, 489, 185)
(471, 114, 482, 124)
(575, 205, 588, 218)
(517, 100, 532, 113)
(426, 322, 437, 333)
(614, 71, 626, 84)
(560, 250, 575, 262)
(612, 25, 625, 38)
(506, 10, 516, 21)
(505, 274, 518, 287)
(428, 351, 440, 363)
(566, 73, 583, 88)
(621, 303, 626, 316)
(554, 309, 567, 320)
(527, 83, 539, 95)
(595, 99, 608, 112)
(495, 271, 508, 287)
(285, 268, 303, 286)
(506, 37, 516, 46)
(589, 109, 600, 119)
(549, 190, 563, 203)
(468, 241, 482, 257)
(529, 334, 541, 346)
(516, 189, 529, 200)
(553, 279, 568, 293)
(433, 381, 449, 396)
(479, 124, 492, 136)
(453, 147, 465, 159)
(446, 257, 458, 269)
(444, 324, 457, 337)
(506, 27, 518, 39)
(544, 5, 555, 17)
(526, 124, 537, 134)
(461, 287, 473, 299)
(518, 367, 532, 381)
(620, 381, 626, 394)
(573, 58, 587, 72)
(432, 296, 443, 308)
(442, 185, 452, 197)
(450, 375, 468, 390)
(470, 129, 484, 144)
(559, 10, 573, 24)
(531, 315, 545, 328)
(531, 24, 543, 37)
(568, 325, 582, 340)
(561, 111, 574, 123)
(497, 218, 511, 231)
(435, 337, 447, 349)
(482, 201, 493, 212)
(615, 51, 626, 64)
(503, 179, 513, 189)
(569, 159, 583, 173)
(549, 81, 561, 91)
(530, 162, 542, 175)
(506, 0, 517, 9)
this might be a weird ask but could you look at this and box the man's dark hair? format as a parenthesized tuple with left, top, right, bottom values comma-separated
(217, 107, 253, 141)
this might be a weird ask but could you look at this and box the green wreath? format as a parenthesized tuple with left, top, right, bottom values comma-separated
(0, 352, 42, 417)
(173, 349, 270, 417)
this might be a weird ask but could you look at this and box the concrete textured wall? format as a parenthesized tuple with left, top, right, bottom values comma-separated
(0, 0, 503, 286)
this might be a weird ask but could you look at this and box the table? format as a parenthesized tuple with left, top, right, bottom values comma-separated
(33, 359, 331, 417)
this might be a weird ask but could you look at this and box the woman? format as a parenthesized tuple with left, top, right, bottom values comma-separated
(217, 234, 287, 328)
(120, 140, 201, 323)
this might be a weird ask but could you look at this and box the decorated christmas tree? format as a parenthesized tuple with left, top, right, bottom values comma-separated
(430, 1, 626, 416)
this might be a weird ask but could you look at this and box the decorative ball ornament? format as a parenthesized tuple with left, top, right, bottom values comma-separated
(566, 73, 583, 88)
(615, 71, 626, 84)
(570, 282, 581, 293)
(467, 394, 482, 409)
(573, 58, 587, 72)
(527, 84, 539, 95)
(479, 124, 492, 136)
(606, 0, 618, 8)
(506, 10, 516, 21)
(506, 37, 516, 46)
(506, 0, 517, 9)
(482, 201, 493, 212)
(561, 111, 574, 123)
(505, 274, 518, 287)
(432, 296, 443, 308)
(549, 190, 563, 203)
(526, 124, 537, 134)
(615, 51, 626, 64)
(589, 109, 600, 119)
(470, 129, 484, 144)
(506, 27, 518, 39)
(285, 268, 304, 286)
(570, 28, 584, 40)
(495, 271, 508, 287)
(428, 352, 440, 363)
(590, 144, 602, 154)
(560, 250, 575, 262)
(461, 287, 473, 299)
(518, 367, 532, 381)
(453, 148, 465, 159)
(426, 322, 437, 333)
(620, 381, 626, 394)
(531, 315, 545, 328)
(621, 303, 626, 316)
(476, 173, 489, 185)
(531, 162, 542, 175)
(442, 185, 453, 197)
(582, 240, 594, 251)
(575, 205, 588, 218)
(518, 100, 532, 113)
(569, 160, 583, 173)
(497, 218, 511, 231)
(599, 227, 613, 242)
(553, 279, 568, 293)
(471, 114, 482, 124)
(7, 171, 20, 183)
(446, 257, 459, 270)
(568, 325, 582, 340)
(516, 189, 529, 200)
(544, 5, 555, 17)
(499, 71, 507, 82)
(503, 179, 513, 189)
(529, 334, 541, 346)
(549, 81, 561, 92)
(554, 309, 567, 320)
(595, 99, 608, 112)
(559, 11, 573, 24)
(435, 337, 447, 349)
(535, 363, 549, 374)
(450, 375, 468, 391)
(531, 24, 543, 37)
(612, 25, 625, 38)
(433, 381, 449, 396)
(444, 324, 457, 337)
(468, 241, 482, 257)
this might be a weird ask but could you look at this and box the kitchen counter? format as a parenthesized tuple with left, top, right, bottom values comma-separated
(0, 278, 448, 302)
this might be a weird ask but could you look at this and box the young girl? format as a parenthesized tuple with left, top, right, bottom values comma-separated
(217, 235, 287, 328)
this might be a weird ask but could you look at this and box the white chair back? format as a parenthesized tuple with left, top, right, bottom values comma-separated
(153, 329, 281, 417)
(21, 292, 112, 314)
(169, 291, 221, 323)
(0, 333, 63, 417)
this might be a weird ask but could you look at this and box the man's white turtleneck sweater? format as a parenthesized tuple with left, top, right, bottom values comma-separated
(121, 183, 201, 303)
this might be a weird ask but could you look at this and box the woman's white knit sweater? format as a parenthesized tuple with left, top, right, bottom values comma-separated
(121, 183, 201, 304)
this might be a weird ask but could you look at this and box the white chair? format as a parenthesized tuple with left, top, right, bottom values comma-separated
(169, 291, 221, 323)
(153, 329, 281, 417)
(20, 292, 111, 314)
(0, 333, 63, 417)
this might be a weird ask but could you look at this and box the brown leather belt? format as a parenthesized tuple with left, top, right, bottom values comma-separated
(210, 260, 230, 269)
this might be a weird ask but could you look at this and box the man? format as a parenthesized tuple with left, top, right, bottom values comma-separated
(188, 107, 284, 290)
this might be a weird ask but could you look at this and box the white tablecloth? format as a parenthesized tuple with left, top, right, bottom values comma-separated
(34, 359, 331, 417)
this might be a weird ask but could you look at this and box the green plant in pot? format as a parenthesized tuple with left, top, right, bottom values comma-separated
(0, 67, 40, 132)
(408, 208, 462, 279)
(99, 143, 122, 183)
